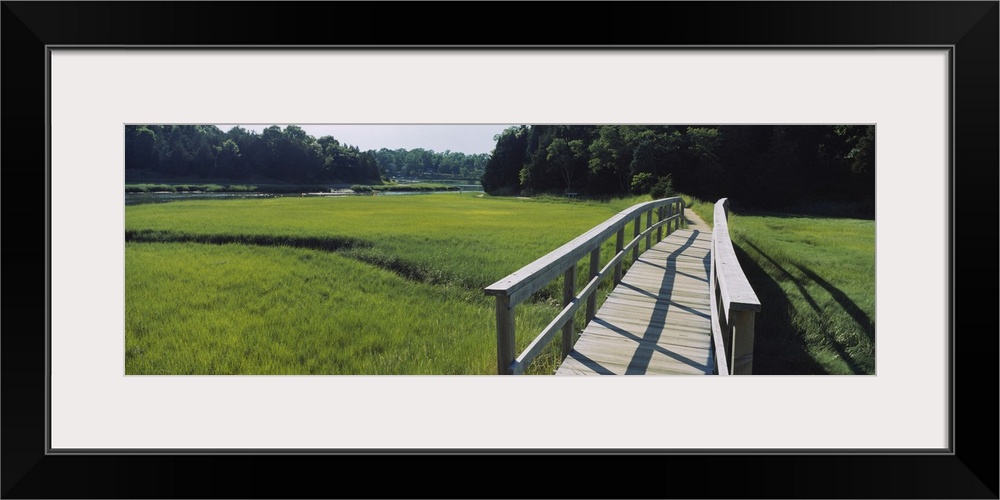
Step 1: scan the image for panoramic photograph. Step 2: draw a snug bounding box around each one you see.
[124,124,875,375]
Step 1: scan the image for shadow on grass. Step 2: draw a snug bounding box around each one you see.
[792,263,875,343]
[731,242,827,375]
[738,240,868,375]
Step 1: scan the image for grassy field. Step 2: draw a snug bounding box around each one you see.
[125,194,662,375]
[126,242,563,374]
[687,197,876,374]
[126,192,873,375]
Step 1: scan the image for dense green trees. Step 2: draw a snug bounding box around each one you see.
[480,124,876,215]
[125,125,381,183]
[125,124,492,184]
[371,148,488,180]
[481,126,529,195]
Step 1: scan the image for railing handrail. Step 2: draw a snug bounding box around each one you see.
[710,198,761,375]
[485,196,686,374]
[712,199,761,313]
[486,196,684,302]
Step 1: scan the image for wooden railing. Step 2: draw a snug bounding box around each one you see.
[484,197,686,375]
[709,198,762,375]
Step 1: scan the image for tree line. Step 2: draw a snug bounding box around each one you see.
[481,125,875,214]
[125,125,382,184]
[125,125,493,185]
[372,148,488,180]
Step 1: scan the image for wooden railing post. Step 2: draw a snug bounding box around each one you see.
[645,210,653,251]
[562,265,577,359]
[495,295,515,375]
[632,215,641,262]
[586,248,600,322]
[614,228,624,286]
[730,310,756,375]
[657,206,664,242]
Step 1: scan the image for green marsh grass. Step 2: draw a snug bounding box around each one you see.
[126,242,568,374]
[126,194,663,374]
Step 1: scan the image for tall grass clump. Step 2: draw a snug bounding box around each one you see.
[126,242,567,375]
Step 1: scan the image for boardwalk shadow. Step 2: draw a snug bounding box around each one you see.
[563,351,616,375]
[591,318,709,373]
[624,230,708,375]
[737,241,855,374]
[791,263,875,342]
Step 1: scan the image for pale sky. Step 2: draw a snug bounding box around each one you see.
[215,124,514,155]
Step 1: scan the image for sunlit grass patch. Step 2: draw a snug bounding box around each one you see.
[126,242,569,374]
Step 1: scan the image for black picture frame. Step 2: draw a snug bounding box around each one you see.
[3,2,997,498]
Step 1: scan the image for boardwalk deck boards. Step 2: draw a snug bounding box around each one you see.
[555,227,715,375]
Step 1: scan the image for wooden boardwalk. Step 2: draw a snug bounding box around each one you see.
[556,216,714,375]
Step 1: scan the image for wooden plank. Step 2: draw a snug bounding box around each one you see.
[561,346,711,375]
[629,258,710,269]
[575,329,711,352]
[650,240,710,249]
[603,296,710,314]
[606,288,706,301]
[551,362,598,376]
[611,282,710,297]
[568,358,703,376]
[627,266,710,278]
[597,294,712,318]
[557,340,715,375]
[606,284,708,298]
[600,292,711,309]
[602,292,711,313]
[586,314,712,336]
[581,320,712,343]
[560,352,712,375]
[592,308,713,329]
[572,335,712,362]
[591,318,711,336]
[556,360,698,376]
[582,319,712,339]
[614,268,710,282]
